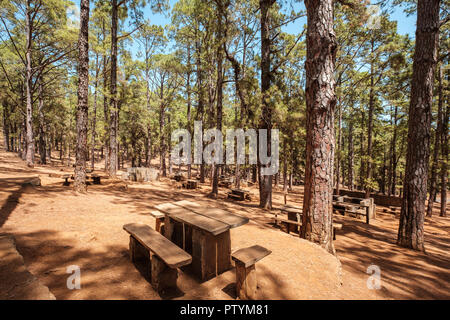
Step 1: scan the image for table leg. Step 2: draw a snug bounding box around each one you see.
[164,217,184,248]
[216,230,231,275]
[191,228,216,281]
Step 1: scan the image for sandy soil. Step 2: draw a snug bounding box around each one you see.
[0,142,449,300]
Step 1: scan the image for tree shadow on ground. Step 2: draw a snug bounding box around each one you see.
[334,214,450,299]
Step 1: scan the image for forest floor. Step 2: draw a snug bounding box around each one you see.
[0,143,449,299]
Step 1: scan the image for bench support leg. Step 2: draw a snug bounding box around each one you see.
[235,261,257,300]
[129,236,151,278]
[151,255,178,293]
[155,217,164,233]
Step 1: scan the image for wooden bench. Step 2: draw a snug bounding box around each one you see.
[274,213,342,240]
[123,223,192,293]
[218,180,232,188]
[173,174,186,182]
[149,211,165,233]
[90,173,101,185]
[232,245,272,300]
[182,179,197,189]
[62,174,71,186]
[333,223,343,240]
[227,189,251,201]
[274,217,302,235]
[333,195,375,224]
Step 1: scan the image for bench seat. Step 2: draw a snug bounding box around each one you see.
[228,192,244,201]
[123,223,192,293]
[231,245,272,300]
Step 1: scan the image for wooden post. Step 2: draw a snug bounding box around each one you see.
[129,236,136,262]
[151,255,178,293]
[191,228,216,281]
[216,230,231,274]
[155,217,164,233]
[235,261,257,300]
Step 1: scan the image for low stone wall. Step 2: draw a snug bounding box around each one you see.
[0,234,55,300]
[124,167,160,182]
[334,189,402,207]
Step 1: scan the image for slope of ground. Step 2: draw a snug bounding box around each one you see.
[0,139,448,299]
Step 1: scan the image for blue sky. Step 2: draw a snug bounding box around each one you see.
[72,0,417,55]
[140,0,416,36]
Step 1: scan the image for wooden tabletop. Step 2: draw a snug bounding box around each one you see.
[154,201,249,235]
[174,200,249,228]
[281,205,302,214]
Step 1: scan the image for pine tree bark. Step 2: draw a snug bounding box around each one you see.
[426,65,443,217]
[159,82,166,177]
[38,79,46,164]
[301,0,336,254]
[186,45,192,178]
[258,0,275,209]
[2,103,10,151]
[74,0,90,193]
[440,69,448,217]
[347,120,354,190]
[91,53,99,171]
[25,0,35,167]
[365,39,375,198]
[335,102,342,194]
[195,35,205,183]
[397,0,440,251]
[103,51,109,172]
[211,0,225,197]
[109,0,119,177]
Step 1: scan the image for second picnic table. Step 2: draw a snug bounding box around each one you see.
[154,200,249,281]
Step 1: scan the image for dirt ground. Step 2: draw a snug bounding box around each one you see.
[0,141,449,300]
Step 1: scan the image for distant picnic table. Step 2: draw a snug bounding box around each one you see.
[332,195,374,224]
[155,200,249,281]
[227,188,251,201]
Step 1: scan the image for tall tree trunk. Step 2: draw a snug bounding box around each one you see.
[392,107,399,195]
[38,79,46,164]
[397,0,440,251]
[365,39,375,198]
[195,36,205,183]
[2,103,10,151]
[91,53,99,171]
[258,0,275,209]
[159,84,166,177]
[211,0,224,197]
[186,45,192,178]
[103,53,109,172]
[440,66,448,217]
[359,109,365,190]
[335,102,342,194]
[74,0,90,193]
[145,45,152,168]
[301,0,336,254]
[347,120,354,190]
[25,0,35,167]
[109,0,118,177]
[426,65,442,217]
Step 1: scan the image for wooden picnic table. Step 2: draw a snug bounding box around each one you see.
[154,200,249,281]
[280,205,302,233]
[183,179,198,189]
[333,197,371,224]
[228,188,251,201]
